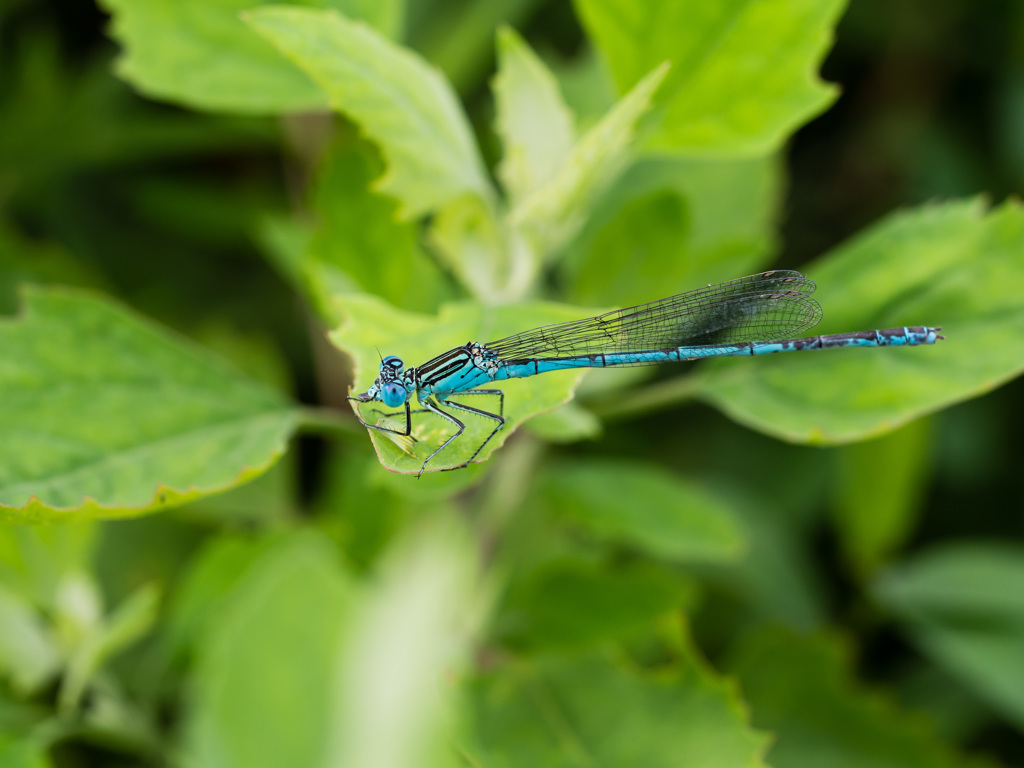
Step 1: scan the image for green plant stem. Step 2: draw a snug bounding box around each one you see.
[296,407,363,438]
[586,374,701,420]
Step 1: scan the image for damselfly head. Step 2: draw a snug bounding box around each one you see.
[351,380,408,408]
[351,356,408,408]
[381,356,404,374]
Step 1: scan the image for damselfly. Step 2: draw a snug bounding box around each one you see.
[349,270,943,475]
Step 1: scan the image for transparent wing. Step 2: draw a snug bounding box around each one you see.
[485,271,822,360]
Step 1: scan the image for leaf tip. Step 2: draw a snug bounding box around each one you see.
[495,23,522,51]
[645,65,671,105]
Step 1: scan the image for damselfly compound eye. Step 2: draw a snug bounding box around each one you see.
[381,382,406,408]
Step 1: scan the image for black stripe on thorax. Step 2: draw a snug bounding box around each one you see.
[418,350,472,386]
[420,347,468,370]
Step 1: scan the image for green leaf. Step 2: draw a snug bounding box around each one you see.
[246,6,492,218]
[0,585,60,695]
[573,190,692,299]
[0,734,51,768]
[698,486,829,630]
[0,522,96,611]
[305,135,445,318]
[92,517,206,609]
[427,193,531,302]
[469,649,769,767]
[59,582,161,711]
[546,44,617,130]
[832,418,933,578]
[536,459,744,563]
[495,559,694,651]
[330,294,593,474]
[873,543,1024,729]
[728,628,996,768]
[510,62,669,260]
[312,446,475,572]
[524,401,602,444]
[164,535,282,669]
[185,524,476,768]
[493,26,575,206]
[100,0,400,114]
[0,288,297,520]
[561,154,781,308]
[328,516,479,768]
[573,0,844,155]
[427,25,579,302]
[695,199,1024,443]
[184,532,359,768]
[313,451,412,571]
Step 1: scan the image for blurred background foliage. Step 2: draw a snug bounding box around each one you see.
[1,0,1023,766]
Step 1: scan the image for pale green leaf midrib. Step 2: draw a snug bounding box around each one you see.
[0,408,294,507]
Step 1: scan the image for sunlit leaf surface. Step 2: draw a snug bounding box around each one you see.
[101,0,400,113]
[536,458,744,562]
[246,6,492,218]
[696,200,1024,443]
[494,558,694,650]
[0,288,297,520]
[493,26,576,206]
[469,647,770,767]
[184,532,359,768]
[185,524,476,768]
[574,0,844,155]
[511,63,668,259]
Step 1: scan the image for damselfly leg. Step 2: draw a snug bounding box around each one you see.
[346,397,416,439]
[442,399,505,468]
[452,389,505,417]
[416,389,506,476]
[369,407,429,419]
[419,398,466,477]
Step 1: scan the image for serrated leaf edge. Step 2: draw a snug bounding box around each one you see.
[0,285,300,520]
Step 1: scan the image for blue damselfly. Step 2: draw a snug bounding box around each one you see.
[349,270,943,475]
